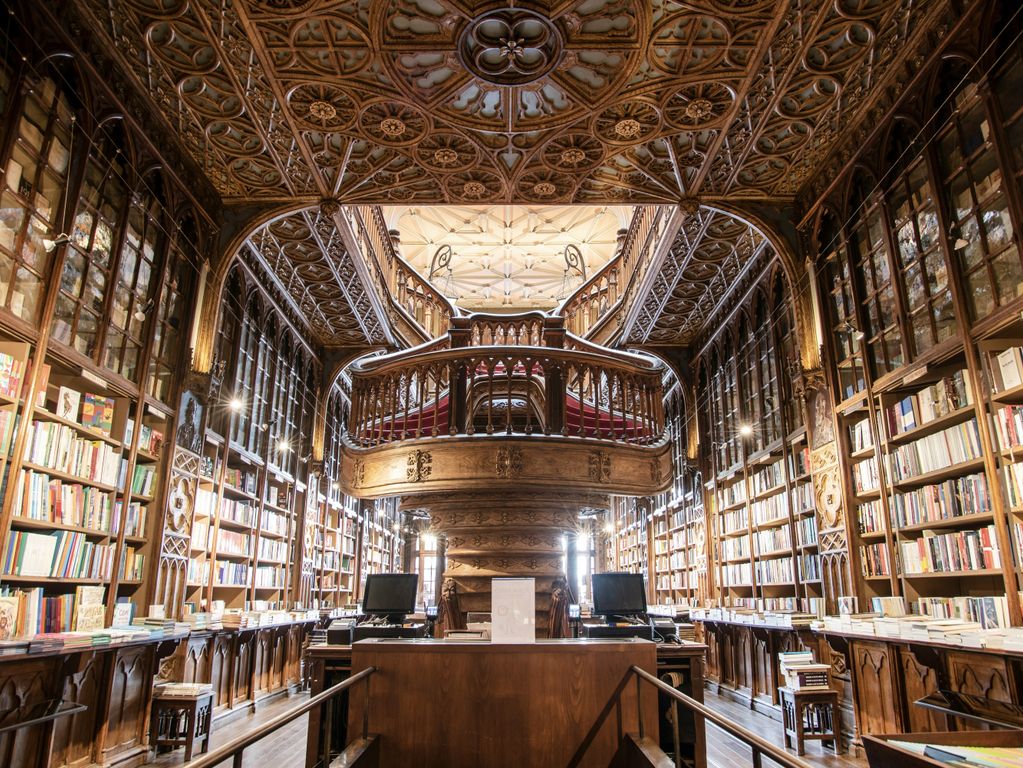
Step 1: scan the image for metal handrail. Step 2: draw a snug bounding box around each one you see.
[630,666,814,768]
[186,666,377,768]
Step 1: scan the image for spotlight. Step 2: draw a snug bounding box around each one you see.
[603,524,614,534]
[43,233,70,252]
[277,438,291,452]
[228,397,243,412]
[739,424,754,438]
[331,481,340,491]
[133,298,154,323]
[841,321,865,341]
[953,236,969,250]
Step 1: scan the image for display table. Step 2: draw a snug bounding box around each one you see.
[302,638,703,768]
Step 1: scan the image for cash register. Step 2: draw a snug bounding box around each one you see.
[348,573,426,642]
[582,572,677,642]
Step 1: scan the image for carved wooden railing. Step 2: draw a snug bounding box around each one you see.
[559,206,667,339]
[454,311,551,347]
[346,328,665,448]
[350,206,456,341]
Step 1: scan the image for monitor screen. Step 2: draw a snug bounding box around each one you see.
[362,573,418,615]
[591,573,647,615]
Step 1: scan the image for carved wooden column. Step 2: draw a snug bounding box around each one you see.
[406,490,606,637]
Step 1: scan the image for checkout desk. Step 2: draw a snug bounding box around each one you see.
[305,638,706,768]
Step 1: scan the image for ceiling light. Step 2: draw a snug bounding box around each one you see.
[603,523,614,534]
[277,438,291,452]
[331,481,340,491]
[228,397,243,412]
[739,424,754,438]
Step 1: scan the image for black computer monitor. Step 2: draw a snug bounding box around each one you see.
[362,573,418,617]
[591,573,647,617]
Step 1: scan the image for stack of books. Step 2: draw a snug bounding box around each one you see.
[778,651,830,690]
[155,682,213,698]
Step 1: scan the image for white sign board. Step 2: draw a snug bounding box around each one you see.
[491,578,535,644]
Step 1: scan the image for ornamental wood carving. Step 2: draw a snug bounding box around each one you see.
[68,0,951,206]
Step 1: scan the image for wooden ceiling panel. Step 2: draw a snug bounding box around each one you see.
[74,0,948,205]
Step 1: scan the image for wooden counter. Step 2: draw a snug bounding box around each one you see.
[305,640,707,768]
[695,617,1023,750]
[347,638,658,768]
[0,633,185,768]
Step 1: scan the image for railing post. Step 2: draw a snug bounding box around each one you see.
[233,752,244,768]
[544,361,564,435]
[636,674,644,740]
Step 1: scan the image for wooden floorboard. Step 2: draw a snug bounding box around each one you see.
[151,687,866,767]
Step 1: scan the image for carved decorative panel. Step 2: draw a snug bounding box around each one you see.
[66,0,950,205]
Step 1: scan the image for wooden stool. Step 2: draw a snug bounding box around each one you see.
[779,686,842,756]
[152,690,215,761]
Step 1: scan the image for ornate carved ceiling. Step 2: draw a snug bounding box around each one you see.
[383,205,630,311]
[245,208,390,346]
[626,208,770,346]
[74,0,946,206]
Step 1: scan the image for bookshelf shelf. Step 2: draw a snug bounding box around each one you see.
[31,407,123,447]
[10,517,115,539]
[21,463,118,493]
[890,458,986,489]
[887,405,974,445]
[895,512,996,534]
[901,569,1003,579]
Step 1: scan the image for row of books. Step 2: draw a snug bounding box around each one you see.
[992,404,1023,450]
[254,565,283,588]
[122,547,144,580]
[858,499,883,534]
[750,493,789,524]
[852,457,880,493]
[750,459,784,495]
[224,468,258,495]
[1003,462,1023,509]
[0,348,25,399]
[789,447,810,478]
[15,470,116,531]
[256,536,287,563]
[720,536,749,561]
[888,418,982,481]
[753,526,791,553]
[915,595,1010,629]
[799,553,821,581]
[126,463,157,498]
[991,345,1023,392]
[719,509,747,536]
[861,542,891,577]
[220,499,257,527]
[188,558,210,586]
[849,417,873,452]
[214,560,249,586]
[796,515,817,546]
[890,472,991,528]
[51,387,116,436]
[721,561,752,586]
[216,529,250,557]
[263,509,288,536]
[898,524,1000,573]
[3,530,116,579]
[755,556,794,584]
[720,481,745,508]
[124,418,164,455]
[28,420,120,486]
[886,369,972,436]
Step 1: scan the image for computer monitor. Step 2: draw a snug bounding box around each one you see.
[362,573,418,618]
[591,573,647,617]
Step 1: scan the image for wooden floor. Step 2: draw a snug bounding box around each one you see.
[152,688,867,768]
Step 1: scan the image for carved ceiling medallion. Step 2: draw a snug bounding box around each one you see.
[458,9,563,86]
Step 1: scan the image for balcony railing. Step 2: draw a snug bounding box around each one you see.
[559,206,667,339]
[350,206,456,341]
[346,328,665,448]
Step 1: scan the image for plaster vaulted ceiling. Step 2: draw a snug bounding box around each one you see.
[67,0,955,346]
[383,205,631,311]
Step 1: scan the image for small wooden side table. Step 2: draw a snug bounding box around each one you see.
[151,690,215,761]
[779,686,843,756]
